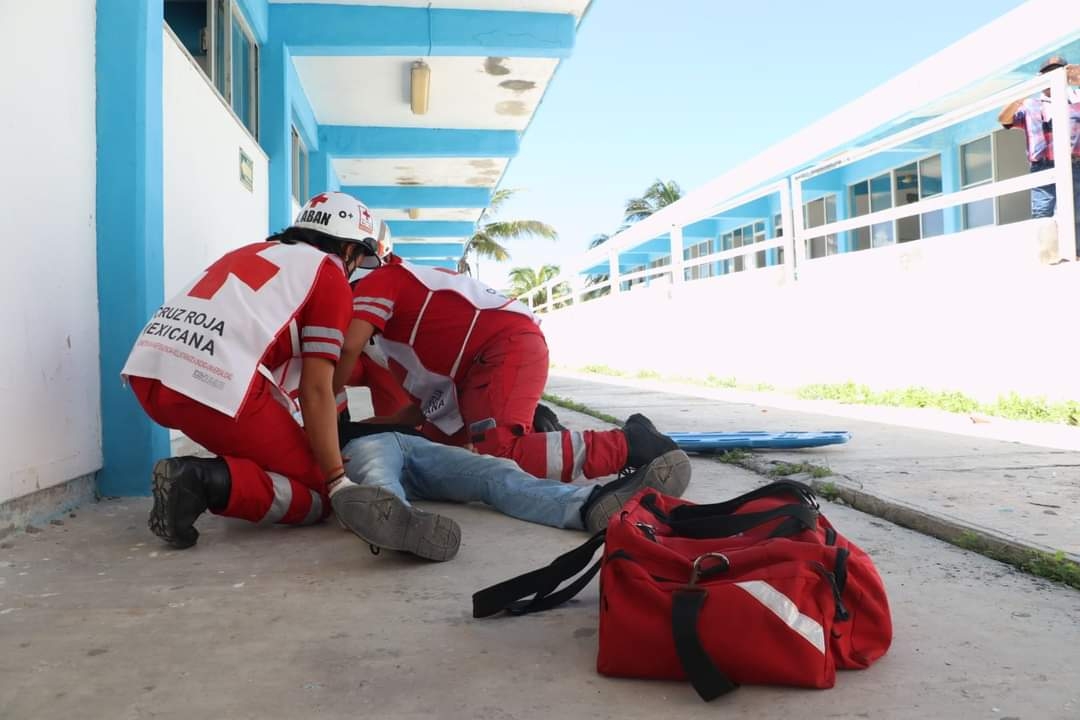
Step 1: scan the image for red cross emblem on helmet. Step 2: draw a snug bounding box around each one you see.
[358,206,374,234]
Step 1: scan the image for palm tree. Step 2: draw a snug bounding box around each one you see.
[507,264,566,308]
[584,233,613,300]
[623,179,683,224]
[457,188,558,278]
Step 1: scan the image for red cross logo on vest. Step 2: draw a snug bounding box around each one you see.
[188,245,281,300]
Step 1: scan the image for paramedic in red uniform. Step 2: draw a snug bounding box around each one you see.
[336,261,677,483]
[123,191,390,549]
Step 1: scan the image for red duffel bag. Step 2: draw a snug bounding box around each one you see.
[473,480,892,701]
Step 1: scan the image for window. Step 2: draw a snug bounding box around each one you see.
[803,196,837,259]
[773,213,785,265]
[961,136,995,229]
[291,128,309,204]
[684,239,713,280]
[718,221,767,273]
[164,0,259,136]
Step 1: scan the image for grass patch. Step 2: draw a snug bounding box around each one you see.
[714,448,750,464]
[816,481,840,501]
[796,382,1080,426]
[951,531,1080,590]
[769,461,833,479]
[581,364,626,377]
[635,369,662,380]
[541,393,623,426]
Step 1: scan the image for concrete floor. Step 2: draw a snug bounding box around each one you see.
[2,407,1080,719]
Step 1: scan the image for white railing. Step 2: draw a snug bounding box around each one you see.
[519,65,1076,314]
[792,66,1076,265]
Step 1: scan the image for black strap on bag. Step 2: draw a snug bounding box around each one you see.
[640,493,819,539]
[665,479,818,519]
[472,531,606,618]
[672,589,739,701]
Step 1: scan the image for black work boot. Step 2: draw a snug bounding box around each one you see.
[622,413,678,470]
[149,457,231,550]
[533,403,568,433]
[581,449,692,533]
[330,483,461,562]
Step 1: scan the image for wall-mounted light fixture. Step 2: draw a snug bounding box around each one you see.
[407,208,421,220]
[411,61,431,115]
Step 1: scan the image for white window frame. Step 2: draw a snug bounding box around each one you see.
[959,133,996,229]
[206,0,259,137]
[291,127,309,204]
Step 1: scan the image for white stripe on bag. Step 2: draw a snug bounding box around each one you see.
[545,432,564,481]
[735,580,826,655]
[260,473,293,525]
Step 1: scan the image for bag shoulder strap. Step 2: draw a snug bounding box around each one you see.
[672,589,739,701]
[641,493,819,539]
[472,531,606,618]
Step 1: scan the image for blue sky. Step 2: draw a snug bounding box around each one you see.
[478,0,1025,289]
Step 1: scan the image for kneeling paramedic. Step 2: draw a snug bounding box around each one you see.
[123,192,390,548]
[339,261,677,482]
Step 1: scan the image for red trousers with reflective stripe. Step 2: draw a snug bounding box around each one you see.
[422,330,629,482]
[129,376,329,525]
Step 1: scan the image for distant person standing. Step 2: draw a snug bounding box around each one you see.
[998,55,1080,261]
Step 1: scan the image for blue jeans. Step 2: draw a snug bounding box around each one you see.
[1031,159,1080,257]
[342,433,593,530]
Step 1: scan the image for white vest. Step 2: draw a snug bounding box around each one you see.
[122,242,335,418]
[380,262,539,435]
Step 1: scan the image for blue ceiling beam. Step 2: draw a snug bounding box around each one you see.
[393,243,466,257]
[387,220,475,237]
[407,258,459,269]
[270,5,575,58]
[320,126,519,159]
[343,186,492,209]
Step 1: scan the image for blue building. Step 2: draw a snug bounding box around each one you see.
[0,0,590,528]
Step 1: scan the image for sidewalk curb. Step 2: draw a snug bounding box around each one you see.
[732,454,1080,572]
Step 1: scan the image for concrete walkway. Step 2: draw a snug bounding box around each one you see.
[3,392,1080,718]
[547,374,1080,564]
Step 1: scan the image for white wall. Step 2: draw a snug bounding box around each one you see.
[544,220,1080,402]
[0,2,102,506]
[163,28,269,297]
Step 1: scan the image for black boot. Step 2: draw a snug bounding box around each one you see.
[148,457,231,549]
[533,403,568,433]
[622,413,678,470]
[580,449,692,533]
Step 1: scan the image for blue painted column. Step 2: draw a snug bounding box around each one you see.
[261,40,294,233]
[95,0,170,496]
[308,151,340,197]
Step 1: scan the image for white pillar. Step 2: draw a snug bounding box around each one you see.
[609,252,621,295]
[1050,66,1076,262]
[669,224,685,287]
[789,177,808,280]
[779,181,796,283]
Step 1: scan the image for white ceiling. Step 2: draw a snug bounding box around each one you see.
[333,156,509,188]
[378,208,484,221]
[269,0,591,21]
[294,55,558,130]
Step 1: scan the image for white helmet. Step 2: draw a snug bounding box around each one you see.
[293,192,389,263]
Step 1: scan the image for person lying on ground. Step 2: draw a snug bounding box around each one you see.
[329,422,692,561]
